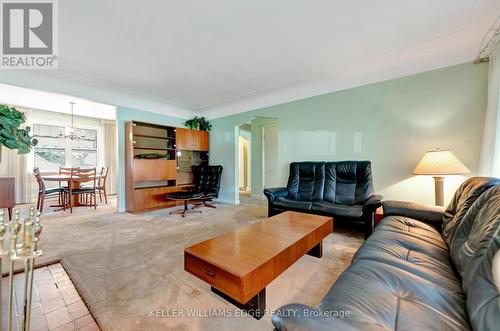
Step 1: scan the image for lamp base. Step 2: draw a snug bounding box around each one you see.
[433,176,444,206]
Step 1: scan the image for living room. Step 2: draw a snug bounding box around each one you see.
[0,1,499,331]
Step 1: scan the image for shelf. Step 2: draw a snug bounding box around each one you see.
[133,134,171,140]
[133,147,169,151]
[134,180,176,189]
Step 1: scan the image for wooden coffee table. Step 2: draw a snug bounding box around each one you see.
[184,211,333,319]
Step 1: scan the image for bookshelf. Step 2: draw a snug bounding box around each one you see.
[125,121,209,213]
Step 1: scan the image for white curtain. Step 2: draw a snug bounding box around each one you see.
[0,106,35,203]
[101,120,117,195]
[479,40,500,177]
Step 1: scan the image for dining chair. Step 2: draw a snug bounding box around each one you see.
[33,167,66,213]
[97,167,109,204]
[59,167,79,205]
[65,168,97,213]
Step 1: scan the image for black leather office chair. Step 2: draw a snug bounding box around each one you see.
[191,165,223,209]
[165,165,223,216]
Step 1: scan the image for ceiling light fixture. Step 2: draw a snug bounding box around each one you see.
[58,102,85,141]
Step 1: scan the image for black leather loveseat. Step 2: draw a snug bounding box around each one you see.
[272,177,500,331]
[264,161,382,237]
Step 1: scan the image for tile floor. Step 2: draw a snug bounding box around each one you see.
[2,263,100,331]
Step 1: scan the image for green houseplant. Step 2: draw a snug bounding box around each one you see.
[0,104,38,157]
[184,116,212,131]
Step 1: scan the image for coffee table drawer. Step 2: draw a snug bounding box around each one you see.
[185,252,243,302]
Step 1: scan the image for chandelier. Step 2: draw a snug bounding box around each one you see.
[59,102,85,141]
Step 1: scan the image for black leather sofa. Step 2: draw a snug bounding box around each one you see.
[272,177,500,331]
[264,161,382,238]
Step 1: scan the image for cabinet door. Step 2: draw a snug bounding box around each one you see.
[133,159,158,181]
[177,128,208,151]
[176,128,192,150]
[157,160,177,180]
[197,131,209,151]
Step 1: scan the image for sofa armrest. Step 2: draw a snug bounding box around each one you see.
[361,195,383,238]
[263,187,288,202]
[383,200,445,224]
[363,194,383,213]
[272,304,358,331]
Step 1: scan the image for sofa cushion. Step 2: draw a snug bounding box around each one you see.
[463,233,500,331]
[324,161,374,205]
[375,215,443,242]
[317,259,470,331]
[311,202,364,218]
[441,177,500,246]
[354,218,461,289]
[453,185,500,331]
[286,162,325,201]
[450,185,500,277]
[273,197,312,211]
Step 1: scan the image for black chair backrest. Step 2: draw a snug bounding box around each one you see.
[192,165,223,197]
[325,161,374,205]
[286,162,325,202]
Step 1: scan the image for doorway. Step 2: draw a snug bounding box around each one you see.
[263,124,279,190]
[238,123,251,199]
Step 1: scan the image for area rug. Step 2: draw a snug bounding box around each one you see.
[5,197,364,330]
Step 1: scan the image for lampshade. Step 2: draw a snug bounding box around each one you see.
[412,150,470,175]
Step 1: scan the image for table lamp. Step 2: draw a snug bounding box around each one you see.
[412,149,470,206]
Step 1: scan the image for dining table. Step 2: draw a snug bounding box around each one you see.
[42,174,105,207]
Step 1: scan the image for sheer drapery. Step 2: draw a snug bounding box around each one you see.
[479,40,500,177]
[101,120,117,195]
[0,106,35,203]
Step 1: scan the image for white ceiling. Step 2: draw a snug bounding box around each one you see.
[2,1,499,119]
[0,84,116,120]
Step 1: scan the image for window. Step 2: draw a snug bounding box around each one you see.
[33,124,98,171]
[33,124,66,171]
[71,128,98,167]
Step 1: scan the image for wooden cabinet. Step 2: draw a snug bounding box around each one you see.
[133,159,177,182]
[0,177,15,220]
[125,121,209,213]
[157,160,177,180]
[196,130,209,151]
[176,128,209,151]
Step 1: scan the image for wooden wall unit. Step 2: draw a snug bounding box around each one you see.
[176,128,209,151]
[125,121,209,213]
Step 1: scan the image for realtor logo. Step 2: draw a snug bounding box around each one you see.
[1,0,58,69]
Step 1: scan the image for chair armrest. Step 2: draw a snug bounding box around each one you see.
[363,194,383,213]
[263,187,288,202]
[383,200,445,224]
[272,304,358,331]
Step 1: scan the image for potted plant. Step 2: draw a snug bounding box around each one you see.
[0,104,38,160]
[184,116,212,131]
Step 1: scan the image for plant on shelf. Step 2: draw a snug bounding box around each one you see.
[0,105,38,157]
[184,116,212,131]
[135,153,171,159]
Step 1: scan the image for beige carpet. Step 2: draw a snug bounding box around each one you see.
[4,196,364,331]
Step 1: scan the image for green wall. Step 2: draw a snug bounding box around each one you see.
[210,63,488,205]
[116,106,185,211]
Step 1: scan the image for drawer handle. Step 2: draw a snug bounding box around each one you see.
[204,269,215,277]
